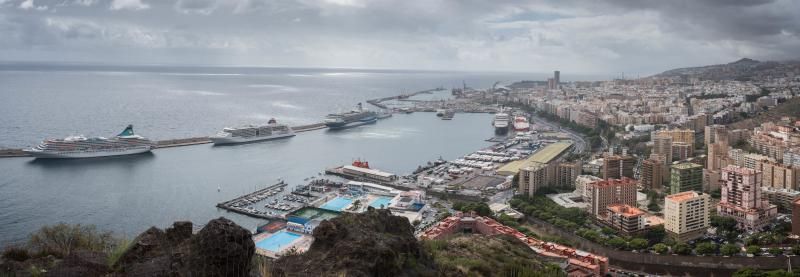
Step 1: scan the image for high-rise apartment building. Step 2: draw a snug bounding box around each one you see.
[518,162,548,196]
[655,129,695,150]
[669,163,703,194]
[554,70,560,89]
[602,155,635,180]
[641,158,664,191]
[588,178,638,217]
[664,191,710,242]
[652,135,673,163]
[717,165,777,231]
[757,160,798,190]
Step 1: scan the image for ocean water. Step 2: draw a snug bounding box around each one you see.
[0,63,574,246]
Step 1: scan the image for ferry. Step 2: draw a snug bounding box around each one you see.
[24,125,155,159]
[493,113,510,135]
[324,103,377,130]
[513,116,530,131]
[441,110,455,120]
[435,109,446,117]
[210,118,295,145]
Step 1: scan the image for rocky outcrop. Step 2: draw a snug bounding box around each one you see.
[273,207,436,277]
[116,217,254,277]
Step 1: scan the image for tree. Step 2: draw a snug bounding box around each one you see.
[746,245,761,256]
[673,243,692,255]
[720,243,740,256]
[652,243,668,254]
[628,238,648,250]
[643,225,667,245]
[647,201,661,212]
[791,245,800,256]
[694,242,718,256]
[768,247,783,256]
[607,237,627,249]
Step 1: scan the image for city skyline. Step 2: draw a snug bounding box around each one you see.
[1,0,799,74]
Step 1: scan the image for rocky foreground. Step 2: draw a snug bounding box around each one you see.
[2,208,560,276]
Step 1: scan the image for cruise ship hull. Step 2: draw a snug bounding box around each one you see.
[211,133,296,145]
[494,126,509,135]
[325,117,377,130]
[24,147,153,159]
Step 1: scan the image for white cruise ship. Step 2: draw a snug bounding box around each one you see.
[211,119,295,145]
[493,113,510,134]
[25,125,155,159]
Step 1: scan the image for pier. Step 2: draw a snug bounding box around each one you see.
[216,182,293,220]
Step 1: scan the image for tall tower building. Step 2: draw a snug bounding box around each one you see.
[717,165,777,231]
[554,70,560,89]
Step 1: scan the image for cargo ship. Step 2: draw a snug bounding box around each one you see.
[324,103,377,130]
[210,118,295,145]
[24,125,155,159]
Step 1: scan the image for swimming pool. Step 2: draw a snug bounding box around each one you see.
[320,197,353,211]
[255,230,302,252]
[369,196,393,209]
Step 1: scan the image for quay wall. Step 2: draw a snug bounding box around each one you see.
[0,122,329,158]
[525,216,798,276]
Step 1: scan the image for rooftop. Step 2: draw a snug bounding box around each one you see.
[606,204,644,217]
[671,162,703,170]
[665,191,705,202]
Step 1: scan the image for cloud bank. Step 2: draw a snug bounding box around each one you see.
[0,0,798,74]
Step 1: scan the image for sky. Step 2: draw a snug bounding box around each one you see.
[0,0,798,75]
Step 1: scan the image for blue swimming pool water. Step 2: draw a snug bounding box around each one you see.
[369,197,393,209]
[255,230,302,252]
[320,197,353,211]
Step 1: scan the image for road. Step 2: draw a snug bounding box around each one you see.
[530,115,589,155]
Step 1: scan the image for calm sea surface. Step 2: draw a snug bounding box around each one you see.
[0,64,596,245]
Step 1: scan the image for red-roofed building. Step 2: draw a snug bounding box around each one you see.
[419,212,609,276]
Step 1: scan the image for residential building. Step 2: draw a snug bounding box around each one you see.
[655,129,695,150]
[519,162,548,196]
[761,187,800,213]
[717,165,778,231]
[705,125,727,147]
[652,135,674,163]
[575,175,602,202]
[758,160,798,190]
[670,163,703,194]
[664,191,710,242]
[588,177,638,217]
[672,142,693,161]
[602,155,635,179]
[604,204,647,234]
[551,161,582,189]
[743,153,772,170]
[641,159,664,191]
[793,199,800,236]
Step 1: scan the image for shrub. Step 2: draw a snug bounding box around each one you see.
[746,245,761,256]
[2,246,30,262]
[28,223,115,257]
[628,238,648,250]
[694,242,718,256]
[673,243,692,255]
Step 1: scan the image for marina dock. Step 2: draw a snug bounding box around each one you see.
[216,182,294,220]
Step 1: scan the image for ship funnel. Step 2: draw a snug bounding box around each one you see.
[118,124,135,136]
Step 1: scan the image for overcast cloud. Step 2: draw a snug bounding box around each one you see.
[0,0,798,74]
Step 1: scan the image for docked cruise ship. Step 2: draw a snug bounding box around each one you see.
[513,116,530,131]
[210,118,295,145]
[493,113,510,134]
[324,103,377,130]
[25,125,155,159]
